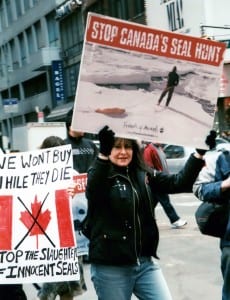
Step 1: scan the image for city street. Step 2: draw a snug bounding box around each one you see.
[1,2,229,299]
[24,193,222,300]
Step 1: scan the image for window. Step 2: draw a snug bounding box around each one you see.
[34,20,44,49]
[0,50,5,77]
[6,0,13,24]
[109,0,128,19]
[1,44,11,73]
[126,0,145,20]
[61,10,84,56]
[23,73,48,98]
[0,84,19,100]
[65,63,80,100]
[11,84,20,100]
[26,27,35,54]
[1,89,9,99]
[108,0,144,20]
[32,0,40,6]
[46,12,59,47]
[15,0,23,17]
[24,0,30,11]
[0,1,7,29]
[18,33,26,64]
[10,39,19,70]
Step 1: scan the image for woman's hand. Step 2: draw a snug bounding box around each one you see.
[98,125,115,157]
[195,130,217,157]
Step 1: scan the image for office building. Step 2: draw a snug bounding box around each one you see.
[0,0,145,150]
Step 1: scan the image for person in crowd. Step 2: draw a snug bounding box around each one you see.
[84,125,215,300]
[0,284,27,300]
[64,108,98,174]
[193,137,230,300]
[37,136,87,300]
[65,108,98,263]
[158,66,179,107]
[143,142,187,228]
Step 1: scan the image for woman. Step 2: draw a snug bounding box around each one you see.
[85,126,210,300]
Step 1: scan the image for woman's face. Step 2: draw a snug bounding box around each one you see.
[109,138,133,167]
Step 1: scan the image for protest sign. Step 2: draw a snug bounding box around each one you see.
[0,145,80,283]
[72,13,226,148]
[72,173,89,256]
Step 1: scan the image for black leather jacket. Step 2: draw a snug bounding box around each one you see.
[85,155,204,265]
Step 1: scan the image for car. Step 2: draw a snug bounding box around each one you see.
[163,144,195,174]
[215,137,229,146]
[163,137,230,174]
[215,137,230,151]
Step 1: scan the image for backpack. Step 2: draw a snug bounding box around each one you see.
[195,149,230,238]
[195,201,229,238]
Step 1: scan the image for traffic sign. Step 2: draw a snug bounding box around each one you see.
[3,98,19,113]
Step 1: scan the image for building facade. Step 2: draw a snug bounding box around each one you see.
[1,0,229,151]
[145,0,230,138]
[0,0,145,150]
[47,0,145,121]
[0,0,67,149]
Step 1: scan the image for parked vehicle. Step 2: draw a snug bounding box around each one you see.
[12,122,67,152]
[215,137,230,151]
[163,144,194,174]
[163,137,230,174]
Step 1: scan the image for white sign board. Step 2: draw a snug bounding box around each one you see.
[72,13,226,148]
[0,145,80,283]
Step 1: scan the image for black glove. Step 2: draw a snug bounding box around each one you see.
[98,125,115,156]
[196,130,217,155]
[205,130,217,149]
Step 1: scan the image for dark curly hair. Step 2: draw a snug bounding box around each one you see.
[40,136,65,149]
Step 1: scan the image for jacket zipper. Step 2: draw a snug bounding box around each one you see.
[125,168,142,265]
[111,172,150,265]
[145,178,155,220]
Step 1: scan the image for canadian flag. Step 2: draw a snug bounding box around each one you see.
[0,189,75,250]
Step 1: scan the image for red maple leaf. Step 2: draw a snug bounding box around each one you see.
[20,195,51,248]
